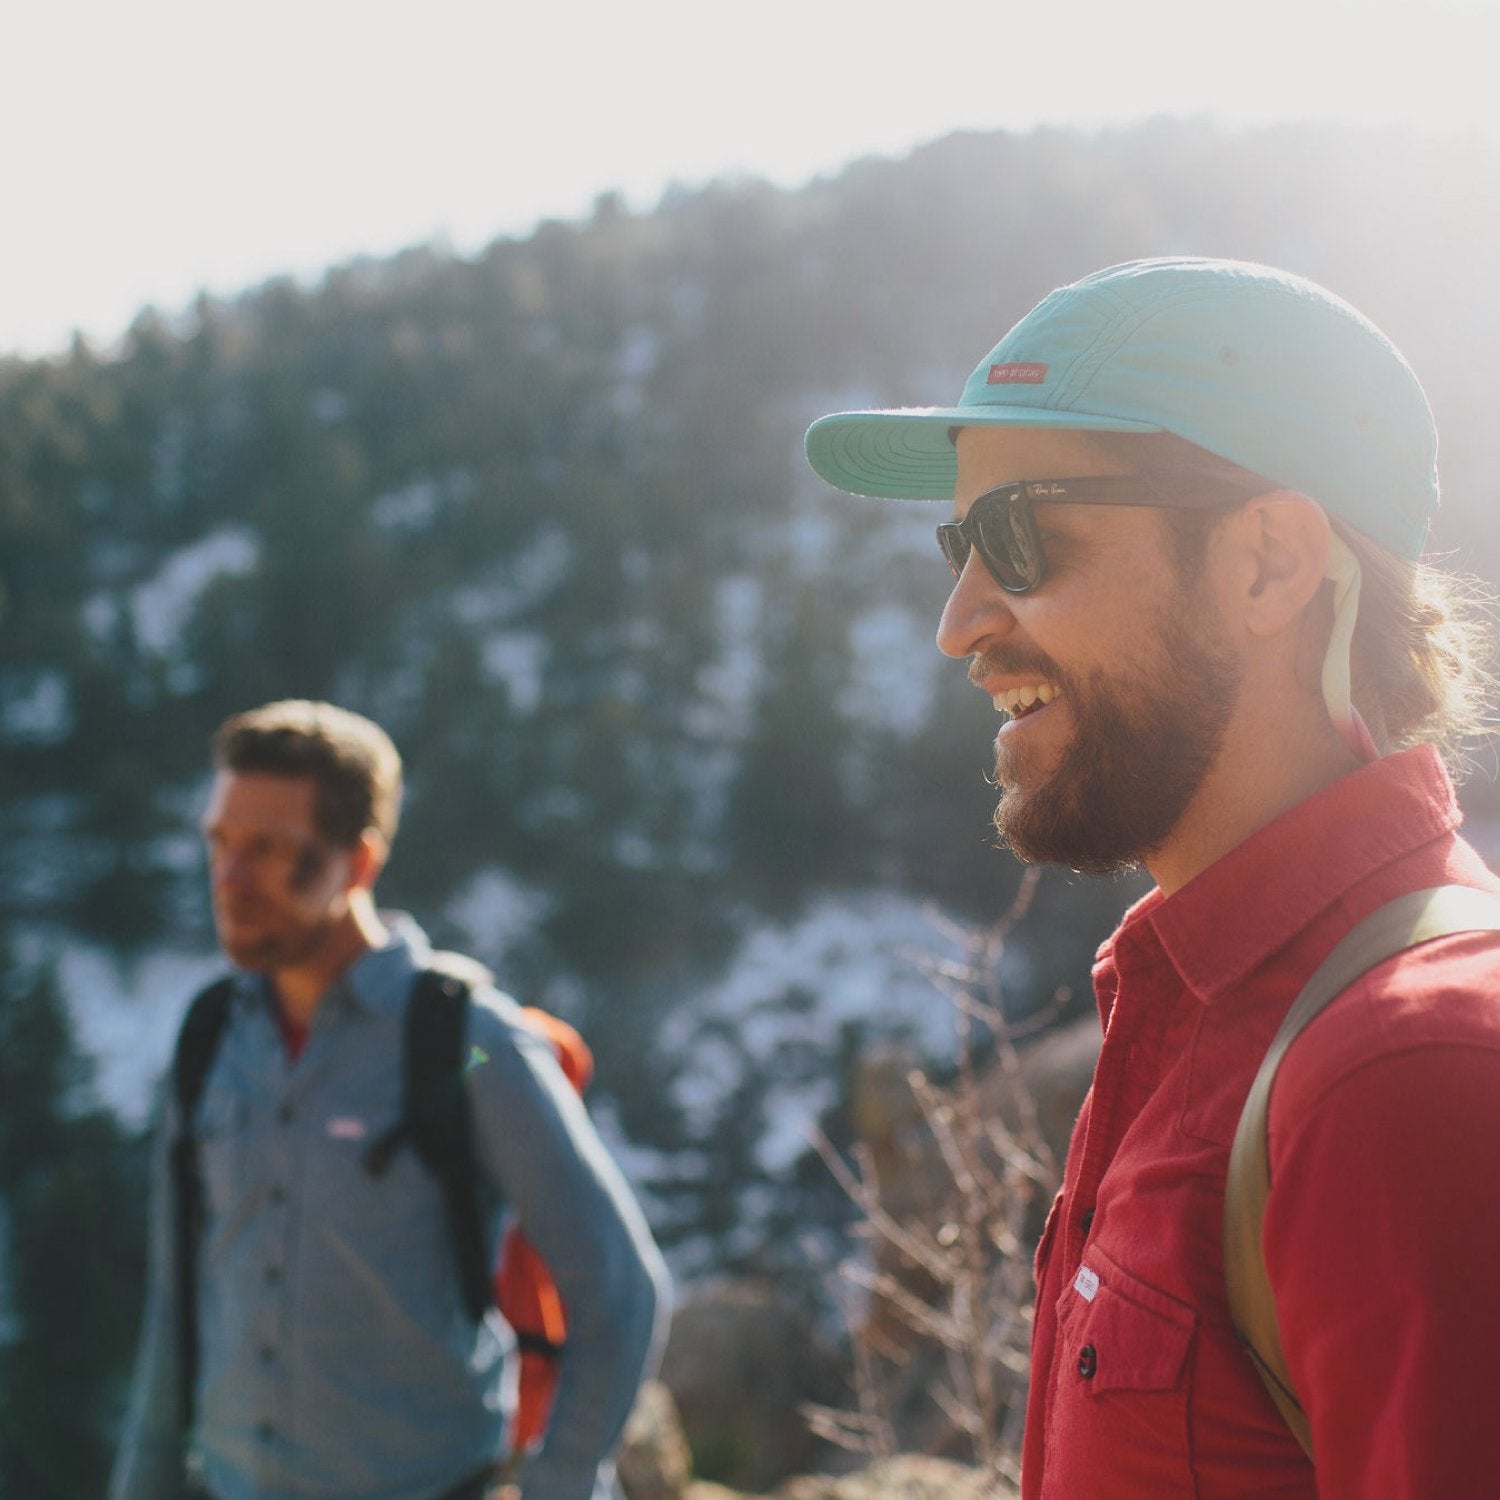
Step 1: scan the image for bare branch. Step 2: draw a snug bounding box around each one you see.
[804,871,1065,1476]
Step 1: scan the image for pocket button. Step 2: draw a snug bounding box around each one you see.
[1078,1344,1098,1380]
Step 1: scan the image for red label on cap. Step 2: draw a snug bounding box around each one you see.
[988,363,1048,384]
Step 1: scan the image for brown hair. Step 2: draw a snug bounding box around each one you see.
[1087,433,1497,771]
[1334,522,1496,767]
[212,699,404,847]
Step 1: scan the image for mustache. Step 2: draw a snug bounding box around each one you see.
[968,646,1065,687]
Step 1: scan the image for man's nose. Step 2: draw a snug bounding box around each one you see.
[211,849,257,891]
[936,553,1018,660]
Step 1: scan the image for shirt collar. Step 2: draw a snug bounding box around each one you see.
[337,911,432,1015]
[1100,745,1461,1007]
[228,912,431,1021]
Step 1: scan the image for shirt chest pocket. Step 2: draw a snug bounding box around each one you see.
[193,1093,253,1216]
[1046,1246,1198,1495]
[1065,1258,1195,1392]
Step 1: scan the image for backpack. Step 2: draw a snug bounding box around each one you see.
[169,964,589,1449]
[1223,883,1500,1457]
[494,1007,594,1454]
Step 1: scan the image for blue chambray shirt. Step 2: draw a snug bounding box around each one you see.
[111,915,670,1500]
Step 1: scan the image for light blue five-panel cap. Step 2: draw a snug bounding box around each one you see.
[804,257,1439,561]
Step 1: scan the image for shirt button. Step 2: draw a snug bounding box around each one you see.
[269,1184,287,1204]
[277,1103,295,1125]
[256,1421,275,1443]
[1080,1208,1095,1233]
[1078,1344,1098,1380]
[259,1344,277,1364]
[265,1264,283,1286]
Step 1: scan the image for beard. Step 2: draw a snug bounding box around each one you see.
[214,901,340,973]
[988,591,1239,876]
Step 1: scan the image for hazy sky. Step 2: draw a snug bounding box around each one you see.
[6,0,1500,358]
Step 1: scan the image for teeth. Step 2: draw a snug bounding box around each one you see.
[991,682,1058,718]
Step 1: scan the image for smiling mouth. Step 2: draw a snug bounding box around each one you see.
[992,682,1059,723]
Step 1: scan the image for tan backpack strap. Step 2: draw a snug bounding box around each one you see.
[1223,884,1500,1459]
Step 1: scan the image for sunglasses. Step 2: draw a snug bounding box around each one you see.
[937,475,1237,594]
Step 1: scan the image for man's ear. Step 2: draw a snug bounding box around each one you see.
[1219,490,1331,638]
[347,829,388,892]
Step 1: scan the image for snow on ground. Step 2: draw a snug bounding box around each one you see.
[478,630,549,714]
[441,868,555,966]
[23,928,225,1129]
[840,603,940,738]
[450,527,574,626]
[688,573,766,739]
[0,668,74,745]
[664,889,1022,1173]
[128,527,260,657]
[369,470,479,532]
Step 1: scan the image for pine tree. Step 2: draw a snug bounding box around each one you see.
[0,939,148,1500]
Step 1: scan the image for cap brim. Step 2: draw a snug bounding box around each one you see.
[805,407,1164,500]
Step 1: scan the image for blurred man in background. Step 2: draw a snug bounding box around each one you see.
[807,258,1500,1496]
[112,699,669,1500]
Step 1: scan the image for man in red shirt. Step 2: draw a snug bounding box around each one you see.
[804,258,1500,1497]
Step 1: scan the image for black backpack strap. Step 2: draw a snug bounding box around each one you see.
[169,975,238,1432]
[365,967,491,1322]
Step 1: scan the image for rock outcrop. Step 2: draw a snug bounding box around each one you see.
[619,1382,1014,1499]
[655,1280,845,1492]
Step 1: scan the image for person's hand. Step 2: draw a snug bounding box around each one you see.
[485,1452,522,1499]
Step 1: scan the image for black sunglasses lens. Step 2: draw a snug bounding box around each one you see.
[971,494,1042,592]
[938,491,1045,592]
[936,524,969,577]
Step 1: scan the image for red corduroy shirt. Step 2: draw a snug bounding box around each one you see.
[1022,745,1500,1499]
